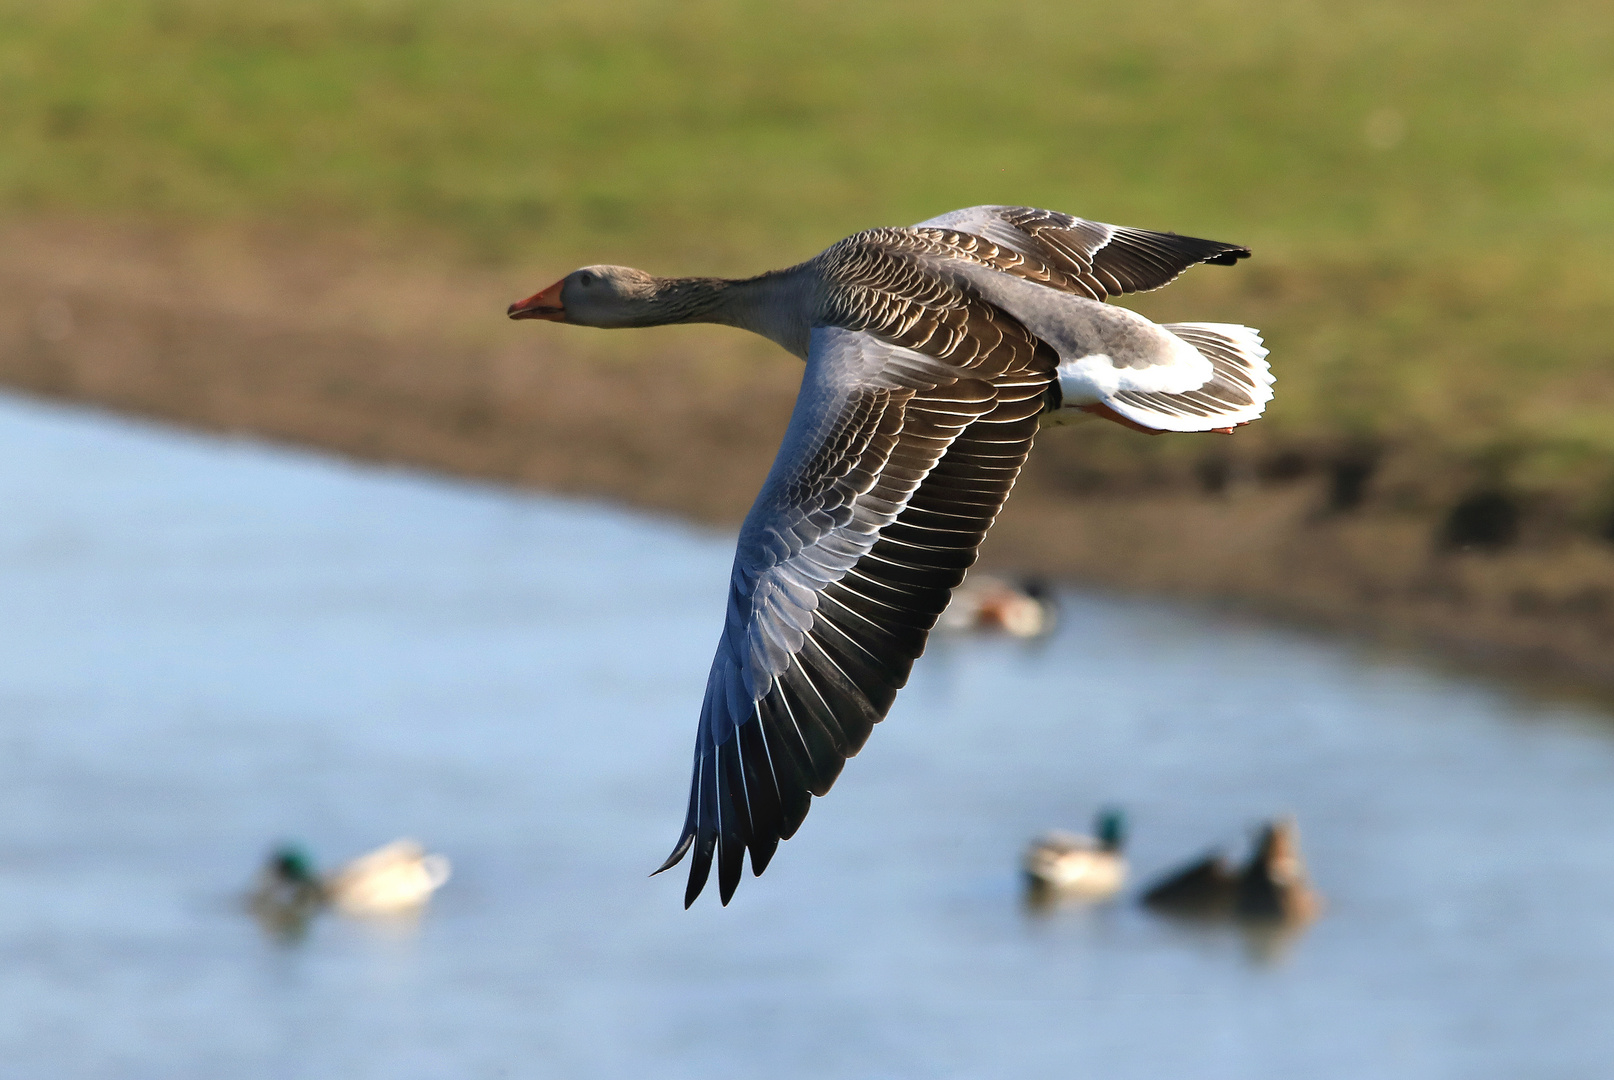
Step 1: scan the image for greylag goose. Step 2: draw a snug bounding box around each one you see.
[509,205,1273,906]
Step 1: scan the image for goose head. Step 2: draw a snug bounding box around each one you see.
[508,265,665,327]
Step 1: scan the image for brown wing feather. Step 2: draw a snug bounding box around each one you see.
[685,365,1051,906]
[664,235,1061,905]
[878,207,1251,302]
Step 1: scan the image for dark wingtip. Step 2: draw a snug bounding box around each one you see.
[749,836,780,877]
[717,836,745,905]
[1206,246,1252,266]
[651,833,694,877]
[682,834,715,908]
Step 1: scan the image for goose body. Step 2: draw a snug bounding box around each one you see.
[510,206,1273,906]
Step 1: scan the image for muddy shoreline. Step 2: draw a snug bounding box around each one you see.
[5,219,1612,697]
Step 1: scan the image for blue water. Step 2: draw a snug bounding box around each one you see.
[1,393,1611,1079]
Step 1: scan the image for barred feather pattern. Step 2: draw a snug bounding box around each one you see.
[645,206,1257,906]
[656,234,1059,906]
[911,205,1251,301]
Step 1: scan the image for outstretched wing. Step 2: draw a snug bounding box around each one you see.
[914,205,1249,301]
[656,326,1050,906]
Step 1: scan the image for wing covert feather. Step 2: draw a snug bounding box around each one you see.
[914,205,1250,301]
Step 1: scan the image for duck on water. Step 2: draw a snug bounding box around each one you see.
[248,839,452,936]
[1023,808,1129,904]
[1141,817,1324,925]
[509,206,1274,907]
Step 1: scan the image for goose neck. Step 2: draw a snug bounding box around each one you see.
[654,267,809,356]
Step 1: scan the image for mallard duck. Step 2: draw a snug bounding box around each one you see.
[510,205,1272,906]
[938,575,1057,638]
[1139,849,1238,916]
[246,844,324,939]
[1141,816,1322,924]
[1235,817,1323,923]
[323,838,452,916]
[1023,808,1127,901]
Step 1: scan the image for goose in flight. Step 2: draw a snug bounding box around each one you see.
[509,205,1273,906]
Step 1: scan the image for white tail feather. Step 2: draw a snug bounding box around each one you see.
[1098,323,1273,432]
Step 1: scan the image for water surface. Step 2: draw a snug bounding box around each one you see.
[0,394,1610,1079]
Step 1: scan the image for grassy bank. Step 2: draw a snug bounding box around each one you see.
[6,217,1614,693]
[2,0,1613,519]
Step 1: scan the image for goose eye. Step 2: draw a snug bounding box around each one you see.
[578,271,595,287]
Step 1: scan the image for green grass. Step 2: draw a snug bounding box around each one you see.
[3,0,1613,501]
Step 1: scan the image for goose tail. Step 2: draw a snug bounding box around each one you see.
[1094,323,1273,434]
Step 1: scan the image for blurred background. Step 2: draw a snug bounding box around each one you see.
[1,1,1612,1076]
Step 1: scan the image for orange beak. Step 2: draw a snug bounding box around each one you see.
[508,279,567,321]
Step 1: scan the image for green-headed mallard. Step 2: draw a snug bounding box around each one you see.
[1023,807,1127,901]
[247,843,323,939]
